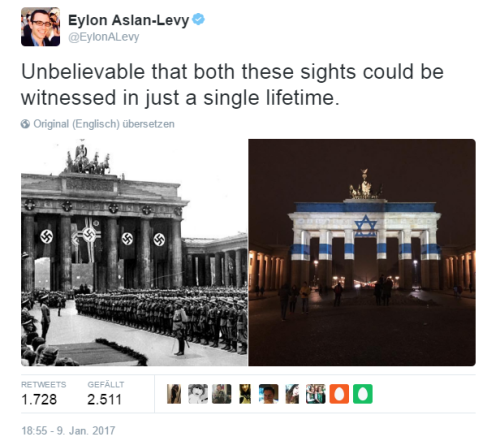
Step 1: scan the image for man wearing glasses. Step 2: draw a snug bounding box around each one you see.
[21,9,57,46]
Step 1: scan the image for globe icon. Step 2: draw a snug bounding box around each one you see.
[21,119,30,129]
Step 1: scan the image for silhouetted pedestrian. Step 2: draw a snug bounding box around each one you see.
[382,277,393,306]
[333,282,343,306]
[300,282,310,313]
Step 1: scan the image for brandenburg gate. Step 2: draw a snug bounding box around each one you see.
[21,146,188,292]
[289,170,441,290]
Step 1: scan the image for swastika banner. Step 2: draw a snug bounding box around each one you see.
[36,215,58,258]
[75,216,104,264]
[119,218,137,260]
[151,219,169,261]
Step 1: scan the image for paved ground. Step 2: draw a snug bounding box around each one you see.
[249,288,475,366]
[29,301,246,367]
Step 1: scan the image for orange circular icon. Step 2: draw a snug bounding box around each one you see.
[329,384,349,404]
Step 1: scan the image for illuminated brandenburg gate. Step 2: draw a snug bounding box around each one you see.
[289,171,441,290]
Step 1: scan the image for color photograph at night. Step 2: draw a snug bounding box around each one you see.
[249,140,475,366]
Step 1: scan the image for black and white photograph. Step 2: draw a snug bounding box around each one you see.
[21,138,248,367]
[188,384,209,404]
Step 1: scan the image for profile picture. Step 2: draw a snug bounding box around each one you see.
[21,7,60,46]
[306,384,326,404]
[239,384,251,404]
[188,384,209,404]
[167,384,181,404]
[212,384,232,404]
[285,384,300,404]
[259,384,279,404]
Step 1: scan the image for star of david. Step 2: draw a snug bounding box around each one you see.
[354,215,377,237]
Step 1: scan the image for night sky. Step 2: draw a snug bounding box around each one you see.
[249,140,475,280]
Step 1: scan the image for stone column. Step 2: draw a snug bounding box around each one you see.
[204,254,211,286]
[249,251,258,291]
[444,258,451,289]
[21,214,36,293]
[377,228,387,280]
[257,253,265,289]
[106,218,118,290]
[291,229,310,287]
[214,252,223,286]
[319,229,332,290]
[138,219,151,289]
[464,253,471,289]
[274,258,279,289]
[428,228,440,290]
[344,229,354,290]
[471,251,476,289]
[265,256,273,289]
[458,255,464,288]
[420,230,430,289]
[452,256,458,286]
[166,220,173,289]
[197,255,205,286]
[224,251,231,286]
[186,255,194,286]
[270,257,276,290]
[235,249,243,288]
[59,215,73,292]
[282,258,287,287]
[171,219,183,288]
[398,229,413,290]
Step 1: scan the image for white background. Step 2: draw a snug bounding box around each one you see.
[7,0,498,439]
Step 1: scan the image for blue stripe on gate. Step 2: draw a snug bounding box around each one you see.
[291,244,310,255]
[344,243,354,254]
[319,244,332,255]
[399,243,411,254]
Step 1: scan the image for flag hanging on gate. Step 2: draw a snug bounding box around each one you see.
[75,216,104,264]
[36,214,58,258]
[151,219,169,261]
[119,218,137,260]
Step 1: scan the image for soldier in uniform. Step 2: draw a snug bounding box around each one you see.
[198,297,208,346]
[208,298,218,348]
[172,300,188,356]
[236,300,248,355]
[220,298,229,350]
[167,298,174,336]
[225,298,237,353]
[184,299,192,341]
[40,294,51,341]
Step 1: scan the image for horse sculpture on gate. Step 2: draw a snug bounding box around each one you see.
[64,144,111,175]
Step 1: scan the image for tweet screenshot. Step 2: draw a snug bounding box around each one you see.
[11,0,495,439]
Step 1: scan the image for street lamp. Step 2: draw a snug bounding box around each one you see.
[413,260,418,289]
[395,276,399,289]
[313,260,319,286]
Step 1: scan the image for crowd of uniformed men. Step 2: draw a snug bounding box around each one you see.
[75,288,248,356]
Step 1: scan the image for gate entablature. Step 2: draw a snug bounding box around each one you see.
[288,170,441,291]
